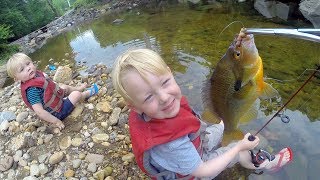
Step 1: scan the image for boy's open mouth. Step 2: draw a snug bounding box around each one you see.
[162,99,175,112]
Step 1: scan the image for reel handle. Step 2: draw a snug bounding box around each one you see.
[248,135,256,141]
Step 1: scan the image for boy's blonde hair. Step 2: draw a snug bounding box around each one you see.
[6,53,32,78]
[112,48,170,102]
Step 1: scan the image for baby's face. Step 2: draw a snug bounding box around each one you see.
[14,60,36,82]
[122,70,182,120]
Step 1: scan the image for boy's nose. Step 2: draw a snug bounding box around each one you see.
[158,91,169,104]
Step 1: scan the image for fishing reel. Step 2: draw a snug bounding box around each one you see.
[249,149,275,167]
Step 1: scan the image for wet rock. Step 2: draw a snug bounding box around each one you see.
[112,19,124,24]
[0,156,13,172]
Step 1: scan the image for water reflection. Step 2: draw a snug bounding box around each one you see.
[29,3,320,179]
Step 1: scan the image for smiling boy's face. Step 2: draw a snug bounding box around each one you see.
[14,59,36,82]
[122,69,182,120]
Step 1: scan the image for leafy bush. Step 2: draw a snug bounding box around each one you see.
[0,24,18,65]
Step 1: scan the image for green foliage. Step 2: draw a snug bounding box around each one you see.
[73,0,99,8]
[1,9,30,38]
[25,0,56,29]
[0,24,13,44]
[0,44,19,65]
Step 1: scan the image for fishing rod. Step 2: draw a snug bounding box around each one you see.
[248,65,320,141]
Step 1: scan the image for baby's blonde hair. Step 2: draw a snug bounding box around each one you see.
[112,48,170,102]
[6,53,32,78]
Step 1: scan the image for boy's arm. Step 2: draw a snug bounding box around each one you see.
[32,103,65,130]
[191,133,259,177]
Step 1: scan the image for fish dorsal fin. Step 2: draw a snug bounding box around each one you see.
[239,99,260,124]
[260,82,279,100]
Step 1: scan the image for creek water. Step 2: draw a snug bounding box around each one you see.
[30,2,319,179]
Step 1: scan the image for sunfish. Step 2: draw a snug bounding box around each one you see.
[202,31,278,131]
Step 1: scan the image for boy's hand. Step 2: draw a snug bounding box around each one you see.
[54,120,65,130]
[237,133,259,151]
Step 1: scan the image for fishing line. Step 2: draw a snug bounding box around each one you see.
[218,21,244,38]
[248,65,320,141]
[264,68,320,82]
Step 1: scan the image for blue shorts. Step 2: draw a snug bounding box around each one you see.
[52,98,75,120]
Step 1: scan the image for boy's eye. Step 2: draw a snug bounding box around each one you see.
[162,78,170,86]
[26,62,30,65]
[20,67,24,72]
[144,95,153,102]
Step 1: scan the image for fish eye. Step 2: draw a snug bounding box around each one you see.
[234,51,241,60]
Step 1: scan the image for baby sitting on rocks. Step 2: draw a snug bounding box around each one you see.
[6,53,98,129]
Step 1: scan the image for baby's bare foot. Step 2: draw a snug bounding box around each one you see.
[265,147,293,172]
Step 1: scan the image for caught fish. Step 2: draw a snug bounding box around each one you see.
[202,30,278,131]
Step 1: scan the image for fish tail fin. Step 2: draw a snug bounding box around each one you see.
[260,82,279,100]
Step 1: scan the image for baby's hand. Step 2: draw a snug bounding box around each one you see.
[237,133,259,151]
[54,120,65,130]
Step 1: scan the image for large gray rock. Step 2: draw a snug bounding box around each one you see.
[53,66,72,84]
[300,0,320,28]
[254,0,290,20]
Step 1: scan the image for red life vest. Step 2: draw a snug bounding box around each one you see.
[20,70,66,113]
[129,96,203,179]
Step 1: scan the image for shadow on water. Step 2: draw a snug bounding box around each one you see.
[28,1,319,179]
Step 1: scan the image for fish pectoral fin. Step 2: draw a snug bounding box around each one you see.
[239,100,260,124]
[259,82,279,100]
[201,108,222,124]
